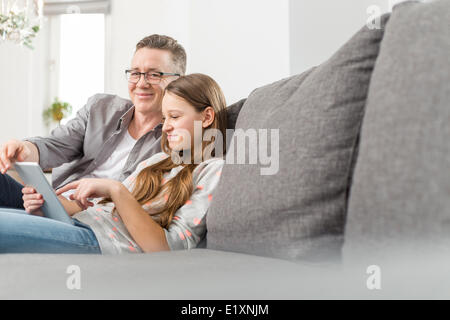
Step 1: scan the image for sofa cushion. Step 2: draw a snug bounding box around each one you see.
[206,14,390,261]
[3,250,450,299]
[343,0,450,261]
[0,250,337,299]
[225,98,246,131]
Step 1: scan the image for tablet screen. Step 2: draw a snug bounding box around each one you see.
[13,162,74,225]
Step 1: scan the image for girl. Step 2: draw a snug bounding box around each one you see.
[0,73,227,254]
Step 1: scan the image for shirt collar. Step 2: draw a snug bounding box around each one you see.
[115,106,135,132]
[115,106,163,135]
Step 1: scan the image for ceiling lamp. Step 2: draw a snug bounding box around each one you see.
[0,0,43,49]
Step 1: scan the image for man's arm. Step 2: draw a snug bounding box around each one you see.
[25,100,92,170]
[0,100,90,174]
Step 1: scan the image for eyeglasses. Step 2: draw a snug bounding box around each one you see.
[125,70,181,84]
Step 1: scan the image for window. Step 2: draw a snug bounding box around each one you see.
[58,13,105,124]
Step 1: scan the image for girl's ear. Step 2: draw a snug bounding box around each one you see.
[202,106,215,128]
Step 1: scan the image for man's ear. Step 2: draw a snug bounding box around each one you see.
[202,106,215,128]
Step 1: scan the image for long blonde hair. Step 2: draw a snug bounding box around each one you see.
[129,73,227,228]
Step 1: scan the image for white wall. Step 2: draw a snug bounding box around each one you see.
[187,0,290,104]
[0,0,396,143]
[0,22,48,142]
[105,0,290,105]
[105,0,394,103]
[289,0,390,75]
[105,0,190,100]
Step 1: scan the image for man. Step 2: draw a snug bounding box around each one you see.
[0,34,186,209]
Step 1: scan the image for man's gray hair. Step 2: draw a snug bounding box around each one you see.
[136,34,187,75]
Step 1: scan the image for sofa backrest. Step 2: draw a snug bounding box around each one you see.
[343,0,450,262]
[206,13,390,261]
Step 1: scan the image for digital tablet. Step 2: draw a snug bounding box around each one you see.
[13,162,74,225]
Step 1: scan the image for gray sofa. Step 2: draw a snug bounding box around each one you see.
[2,0,450,300]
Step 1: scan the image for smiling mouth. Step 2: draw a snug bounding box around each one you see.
[135,93,154,98]
[167,135,180,142]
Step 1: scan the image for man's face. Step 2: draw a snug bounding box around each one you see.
[128,48,177,114]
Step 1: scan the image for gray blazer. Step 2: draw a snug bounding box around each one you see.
[26,94,162,189]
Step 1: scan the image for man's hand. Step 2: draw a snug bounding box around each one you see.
[0,140,37,174]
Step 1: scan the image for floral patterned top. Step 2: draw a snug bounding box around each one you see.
[73,152,224,254]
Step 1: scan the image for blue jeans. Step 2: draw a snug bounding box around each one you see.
[0,173,25,209]
[0,209,101,254]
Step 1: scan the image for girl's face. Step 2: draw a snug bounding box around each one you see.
[161,92,214,152]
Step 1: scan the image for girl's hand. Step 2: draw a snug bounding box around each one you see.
[56,178,120,210]
[22,186,44,216]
